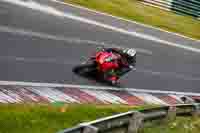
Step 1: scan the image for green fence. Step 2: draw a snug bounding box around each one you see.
[142,0,200,19]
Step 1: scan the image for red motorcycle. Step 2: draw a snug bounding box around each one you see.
[73,50,121,86]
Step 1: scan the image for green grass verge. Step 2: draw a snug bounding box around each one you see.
[143,117,200,133]
[0,104,199,133]
[64,0,200,40]
[0,103,152,133]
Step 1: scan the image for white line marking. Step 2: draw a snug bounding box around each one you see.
[0,25,152,55]
[2,55,199,81]
[0,80,200,96]
[0,56,75,65]
[0,25,104,45]
[52,0,200,42]
[137,68,200,81]
[2,0,200,54]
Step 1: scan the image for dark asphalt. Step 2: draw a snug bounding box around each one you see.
[47,0,200,48]
[1,0,200,93]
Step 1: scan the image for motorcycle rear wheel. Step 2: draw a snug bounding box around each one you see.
[73,63,96,75]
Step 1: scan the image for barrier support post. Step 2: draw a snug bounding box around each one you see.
[192,104,200,117]
[127,111,144,133]
[82,125,98,133]
[165,106,177,122]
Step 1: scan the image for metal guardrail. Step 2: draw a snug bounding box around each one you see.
[140,0,200,19]
[58,103,200,133]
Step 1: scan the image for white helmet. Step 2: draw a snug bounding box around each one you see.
[123,48,136,57]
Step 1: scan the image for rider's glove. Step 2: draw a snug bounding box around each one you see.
[129,65,136,71]
[129,65,134,69]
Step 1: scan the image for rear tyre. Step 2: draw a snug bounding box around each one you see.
[73,62,96,75]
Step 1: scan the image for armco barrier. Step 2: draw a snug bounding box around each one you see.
[141,0,200,18]
[58,103,200,133]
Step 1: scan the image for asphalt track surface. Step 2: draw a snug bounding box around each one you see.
[1,0,200,93]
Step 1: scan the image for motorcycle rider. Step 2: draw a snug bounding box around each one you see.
[95,47,136,78]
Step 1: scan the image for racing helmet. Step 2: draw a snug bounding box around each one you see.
[122,48,136,64]
[123,48,136,57]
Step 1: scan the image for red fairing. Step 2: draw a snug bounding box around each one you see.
[95,51,119,72]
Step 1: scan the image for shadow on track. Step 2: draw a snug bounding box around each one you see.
[72,66,123,88]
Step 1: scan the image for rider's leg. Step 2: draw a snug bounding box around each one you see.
[104,69,116,77]
[116,66,133,77]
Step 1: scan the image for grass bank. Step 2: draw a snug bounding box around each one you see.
[0,104,149,133]
[143,117,200,133]
[0,104,199,133]
[64,0,200,39]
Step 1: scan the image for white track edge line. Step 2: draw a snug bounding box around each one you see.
[52,0,200,42]
[3,0,200,53]
[0,25,153,55]
[0,80,200,96]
